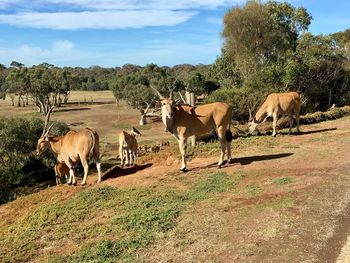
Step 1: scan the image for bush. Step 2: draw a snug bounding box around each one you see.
[206,87,265,122]
[0,116,70,188]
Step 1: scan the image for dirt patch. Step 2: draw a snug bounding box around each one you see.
[1,105,350,262]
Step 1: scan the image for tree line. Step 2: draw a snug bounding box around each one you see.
[0,63,115,114]
[1,2,349,120]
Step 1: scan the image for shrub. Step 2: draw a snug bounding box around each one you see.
[206,87,265,122]
[0,116,70,192]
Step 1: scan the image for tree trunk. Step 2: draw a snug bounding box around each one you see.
[139,114,147,126]
[17,95,21,107]
[58,96,62,107]
[10,95,15,106]
[139,103,152,126]
[21,96,25,107]
[63,91,70,104]
[139,109,147,125]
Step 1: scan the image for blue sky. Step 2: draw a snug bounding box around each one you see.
[0,0,349,68]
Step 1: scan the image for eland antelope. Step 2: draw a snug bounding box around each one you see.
[152,87,233,172]
[248,92,301,136]
[36,107,101,185]
[119,127,142,167]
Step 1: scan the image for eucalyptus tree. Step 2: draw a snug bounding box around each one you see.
[222,0,311,82]
[5,67,30,107]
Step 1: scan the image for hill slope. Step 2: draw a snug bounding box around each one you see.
[1,116,350,262]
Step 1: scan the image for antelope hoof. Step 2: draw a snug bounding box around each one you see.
[67,181,72,185]
[81,182,86,186]
[72,181,77,186]
[179,167,188,173]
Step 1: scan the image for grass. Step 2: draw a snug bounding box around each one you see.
[68,90,115,103]
[0,171,240,263]
[112,122,151,131]
[246,183,263,197]
[273,177,293,185]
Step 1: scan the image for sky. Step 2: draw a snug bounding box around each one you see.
[0,0,349,68]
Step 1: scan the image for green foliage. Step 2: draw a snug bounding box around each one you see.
[0,116,69,190]
[210,51,241,88]
[220,0,349,115]
[0,117,42,186]
[223,1,311,79]
[206,87,265,121]
[300,106,350,124]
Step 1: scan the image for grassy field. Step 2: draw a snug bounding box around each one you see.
[0,91,172,161]
[1,91,350,262]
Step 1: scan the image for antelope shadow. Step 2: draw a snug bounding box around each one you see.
[102,163,153,181]
[54,107,91,113]
[231,152,293,165]
[189,152,293,172]
[256,127,337,137]
[297,127,337,135]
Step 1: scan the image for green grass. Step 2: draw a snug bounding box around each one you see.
[1,171,240,263]
[272,177,293,185]
[246,183,263,197]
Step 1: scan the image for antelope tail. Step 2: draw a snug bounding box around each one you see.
[89,131,96,161]
[225,107,233,142]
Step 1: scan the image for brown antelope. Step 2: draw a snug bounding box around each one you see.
[119,127,142,167]
[54,162,69,185]
[36,108,101,185]
[248,92,301,137]
[152,87,233,172]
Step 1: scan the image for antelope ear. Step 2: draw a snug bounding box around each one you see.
[173,99,180,107]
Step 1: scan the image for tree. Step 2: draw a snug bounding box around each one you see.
[5,67,30,107]
[222,1,311,80]
[292,33,350,110]
[0,64,7,100]
[10,61,24,69]
[210,50,241,88]
[110,67,157,125]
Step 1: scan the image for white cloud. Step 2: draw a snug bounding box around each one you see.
[0,10,196,29]
[0,0,241,30]
[0,0,238,11]
[0,40,81,66]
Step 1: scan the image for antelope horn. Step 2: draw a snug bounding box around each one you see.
[42,106,54,136]
[44,122,55,137]
[248,109,252,121]
[150,85,164,99]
